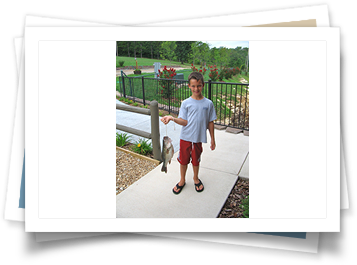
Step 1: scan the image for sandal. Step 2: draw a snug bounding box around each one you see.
[194,179,204,192]
[173,182,185,195]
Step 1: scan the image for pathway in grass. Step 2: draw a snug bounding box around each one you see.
[116,67,191,76]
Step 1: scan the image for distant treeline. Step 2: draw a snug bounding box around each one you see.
[116,41,249,69]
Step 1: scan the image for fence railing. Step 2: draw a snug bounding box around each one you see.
[116,75,249,131]
[116,100,161,161]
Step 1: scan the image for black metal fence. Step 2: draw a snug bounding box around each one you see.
[116,75,249,130]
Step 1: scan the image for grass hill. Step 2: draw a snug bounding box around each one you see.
[116,56,192,68]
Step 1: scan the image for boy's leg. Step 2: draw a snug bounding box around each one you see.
[174,139,191,193]
[173,164,188,193]
[192,143,204,191]
[193,165,203,191]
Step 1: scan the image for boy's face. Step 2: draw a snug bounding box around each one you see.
[188,78,204,97]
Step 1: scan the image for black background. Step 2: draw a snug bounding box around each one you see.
[0,1,356,258]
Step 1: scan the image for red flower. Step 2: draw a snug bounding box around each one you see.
[191,63,193,66]
[199,70,202,72]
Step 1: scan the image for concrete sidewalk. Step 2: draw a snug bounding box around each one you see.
[116,128,249,218]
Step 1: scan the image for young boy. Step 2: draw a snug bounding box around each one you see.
[161,72,217,194]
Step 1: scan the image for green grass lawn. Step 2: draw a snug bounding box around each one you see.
[116,56,193,68]
[117,56,249,84]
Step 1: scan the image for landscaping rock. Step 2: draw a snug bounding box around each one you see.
[225,127,243,134]
[214,125,227,130]
[116,149,157,195]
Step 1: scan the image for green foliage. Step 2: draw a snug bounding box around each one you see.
[158,66,177,99]
[189,64,206,75]
[175,41,195,64]
[133,102,138,106]
[115,41,249,73]
[131,139,153,156]
[160,41,177,66]
[116,133,132,147]
[208,65,219,81]
[240,196,249,218]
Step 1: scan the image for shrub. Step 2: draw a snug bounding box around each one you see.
[240,195,249,218]
[219,67,233,80]
[131,139,153,156]
[198,67,207,76]
[116,59,125,67]
[218,69,224,81]
[116,132,132,147]
[133,102,138,106]
[208,65,219,81]
[158,66,177,99]
[232,67,240,75]
[191,64,198,72]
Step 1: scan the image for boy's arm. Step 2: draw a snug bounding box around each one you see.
[208,121,216,150]
[171,116,188,126]
[161,115,187,126]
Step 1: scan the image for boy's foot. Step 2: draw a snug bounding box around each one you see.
[194,179,204,192]
[173,182,186,194]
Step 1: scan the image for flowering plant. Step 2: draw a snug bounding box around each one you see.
[157,66,177,98]
[132,139,152,155]
[191,63,198,72]
[192,64,207,77]
[208,65,219,81]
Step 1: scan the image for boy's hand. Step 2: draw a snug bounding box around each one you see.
[210,140,216,150]
[160,115,173,125]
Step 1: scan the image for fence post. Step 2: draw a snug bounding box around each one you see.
[150,100,161,161]
[168,80,171,114]
[208,79,212,100]
[142,76,146,106]
[121,71,126,98]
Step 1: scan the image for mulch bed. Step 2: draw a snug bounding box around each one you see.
[217,178,249,218]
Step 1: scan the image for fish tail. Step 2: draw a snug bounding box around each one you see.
[161,164,167,173]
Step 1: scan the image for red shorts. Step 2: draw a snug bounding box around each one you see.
[177,139,203,166]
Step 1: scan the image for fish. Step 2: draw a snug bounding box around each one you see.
[161,136,174,173]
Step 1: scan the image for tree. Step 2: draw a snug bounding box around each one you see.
[175,41,194,64]
[191,41,210,66]
[218,47,229,68]
[209,47,220,65]
[160,41,177,67]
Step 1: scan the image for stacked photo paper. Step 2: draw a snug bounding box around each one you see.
[4,5,346,253]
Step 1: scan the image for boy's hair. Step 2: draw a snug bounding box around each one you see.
[188,71,205,86]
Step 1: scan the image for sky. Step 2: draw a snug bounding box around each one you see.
[205,41,249,49]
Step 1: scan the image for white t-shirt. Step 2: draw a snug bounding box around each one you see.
[178,96,217,143]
